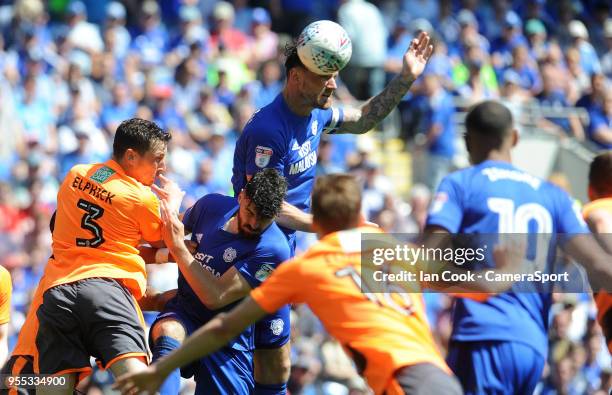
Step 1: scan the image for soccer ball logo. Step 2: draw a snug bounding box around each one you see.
[297,20,352,76]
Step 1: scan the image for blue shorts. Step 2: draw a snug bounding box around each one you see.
[254,304,291,348]
[151,309,254,395]
[447,340,545,395]
[253,232,294,349]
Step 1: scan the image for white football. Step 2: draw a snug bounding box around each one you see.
[296,20,352,76]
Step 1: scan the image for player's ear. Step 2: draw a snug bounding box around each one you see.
[510,129,519,148]
[588,185,597,201]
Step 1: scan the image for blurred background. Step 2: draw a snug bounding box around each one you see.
[0,0,610,393]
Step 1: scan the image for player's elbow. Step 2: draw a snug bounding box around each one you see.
[202,297,225,310]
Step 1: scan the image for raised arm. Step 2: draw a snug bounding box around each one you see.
[337,31,433,134]
[158,199,254,310]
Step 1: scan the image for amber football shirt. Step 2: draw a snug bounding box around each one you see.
[250,227,447,395]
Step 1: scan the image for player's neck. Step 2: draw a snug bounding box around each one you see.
[475,150,512,165]
[224,216,238,234]
[282,87,312,117]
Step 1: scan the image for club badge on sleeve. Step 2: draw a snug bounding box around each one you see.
[255,146,273,168]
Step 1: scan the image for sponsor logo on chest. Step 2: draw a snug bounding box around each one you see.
[289,140,317,175]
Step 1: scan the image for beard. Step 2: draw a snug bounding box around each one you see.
[236,212,258,239]
[315,93,333,109]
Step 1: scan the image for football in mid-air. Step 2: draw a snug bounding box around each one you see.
[296,20,352,76]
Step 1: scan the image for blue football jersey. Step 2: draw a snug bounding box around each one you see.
[426,160,588,358]
[231,94,344,238]
[169,193,290,366]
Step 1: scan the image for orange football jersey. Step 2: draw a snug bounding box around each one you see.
[0,266,11,325]
[11,160,160,364]
[250,227,448,395]
[583,198,612,352]
[44,159,162,299]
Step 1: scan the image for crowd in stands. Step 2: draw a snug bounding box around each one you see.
[0,0,610,393]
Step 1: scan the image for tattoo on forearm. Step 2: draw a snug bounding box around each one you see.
[353,75,415,133]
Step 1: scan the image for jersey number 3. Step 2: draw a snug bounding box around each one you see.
[76,199,105,247]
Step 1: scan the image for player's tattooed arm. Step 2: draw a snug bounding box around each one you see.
[337,31,433,134]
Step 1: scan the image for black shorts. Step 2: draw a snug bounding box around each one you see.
[9,277,148,380]
[392,363,463,395]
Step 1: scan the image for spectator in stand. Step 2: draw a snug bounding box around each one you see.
[576,72,608,114]
[536,64,585,140]
[182,158,226,209]
[566,46,591,104]
[436,0,460,46]
[520,0,556,36]
[567,19,602,77]
[506,44,541,95]
[58,129,105,180]
[491,10,528,71]
[525,18,549,63]
[208,1,250,61]
[587,90,612,150]
[315,138,344,176]
[104,1,130,59]
[338,0,387,100]
[251,59,283,110]
[101,83,137,135]
[65,1,104,54]
[248,8,278,66]
[454,44,499,104]
[448,9,490,65]
[131,1,168,67]
[600,18,612,78]
[418,69,456,192]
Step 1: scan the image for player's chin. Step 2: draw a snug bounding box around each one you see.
[316,95,333,109]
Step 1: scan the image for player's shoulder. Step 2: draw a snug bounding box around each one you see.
[191,193,236,220]
[242,98,284,134]
[257,224,291,260]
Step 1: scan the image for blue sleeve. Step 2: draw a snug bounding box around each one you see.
[234,242,291,289]
[182,194,213,232]
[426,175,464,233]
[243,122,287,176]
[322,107,344,134]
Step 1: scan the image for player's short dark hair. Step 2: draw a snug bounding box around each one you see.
[244,169,287,220]
[284,43,304,78]
[465,100,514,148]
[312,174,362,233]
[113,118,171,159]
[589,151,612,197]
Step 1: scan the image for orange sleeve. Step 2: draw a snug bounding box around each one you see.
[250,259,303,313]
[0,268,12,324]
[137,189,163,243]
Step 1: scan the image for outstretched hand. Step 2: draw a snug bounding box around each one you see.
[159,198,187,254]
[401,31,434,82]
[113,365,165,395]
[152,174,185,214]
